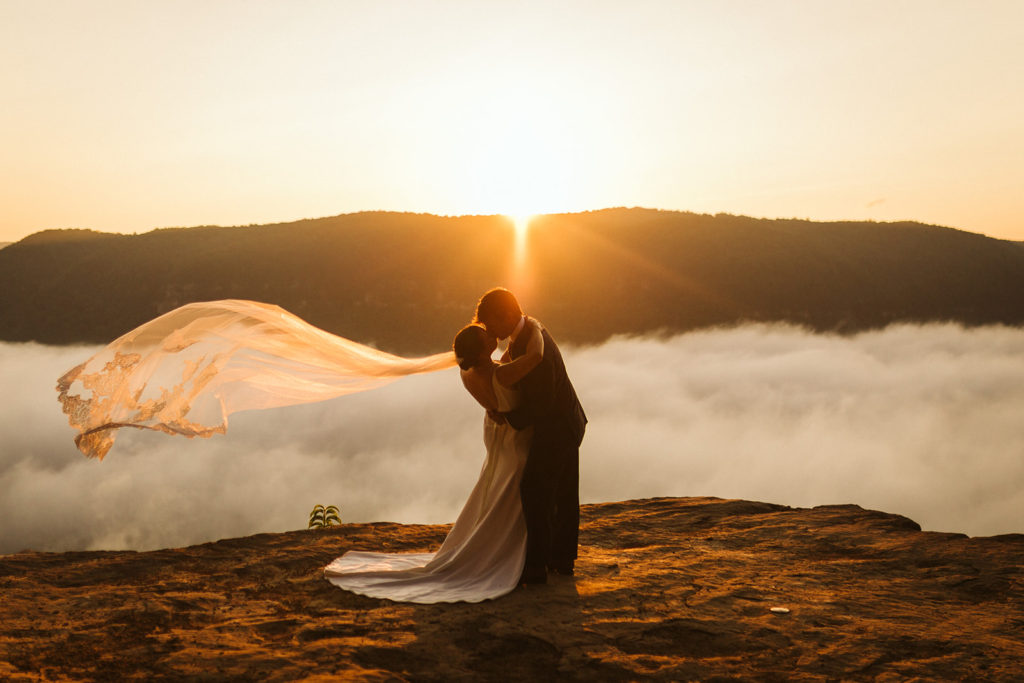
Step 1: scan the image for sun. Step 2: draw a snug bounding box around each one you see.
[431,72,588,220]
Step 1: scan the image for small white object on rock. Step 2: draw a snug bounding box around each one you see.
[770,607,790,614]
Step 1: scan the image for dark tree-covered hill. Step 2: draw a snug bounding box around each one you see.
[2,209,1023,354]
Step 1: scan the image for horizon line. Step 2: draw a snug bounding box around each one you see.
[7,206,1014,245]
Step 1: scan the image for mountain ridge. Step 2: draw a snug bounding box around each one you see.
[3,208,1023,354]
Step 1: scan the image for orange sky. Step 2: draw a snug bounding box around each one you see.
[2,1,1022,243]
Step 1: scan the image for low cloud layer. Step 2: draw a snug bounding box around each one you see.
[2,323,1023,554]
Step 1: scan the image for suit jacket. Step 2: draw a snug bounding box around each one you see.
[504,317,587,447]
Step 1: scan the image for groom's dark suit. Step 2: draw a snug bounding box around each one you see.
[504,317,587,579]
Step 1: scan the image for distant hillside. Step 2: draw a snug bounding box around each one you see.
[2,209,1023,354]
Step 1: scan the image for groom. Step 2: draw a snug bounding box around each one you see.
[475,288,587,584]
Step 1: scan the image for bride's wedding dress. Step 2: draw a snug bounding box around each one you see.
[324,374,530,603]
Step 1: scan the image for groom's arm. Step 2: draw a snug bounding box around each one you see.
[494,324,544,388]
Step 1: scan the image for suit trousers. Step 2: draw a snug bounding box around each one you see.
[520,422,580,575]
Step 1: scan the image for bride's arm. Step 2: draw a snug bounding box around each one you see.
[494,322,544,387]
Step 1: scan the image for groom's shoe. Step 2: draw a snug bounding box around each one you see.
[548,563,574,577]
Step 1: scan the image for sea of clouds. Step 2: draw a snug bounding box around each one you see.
[2,323,1023,554]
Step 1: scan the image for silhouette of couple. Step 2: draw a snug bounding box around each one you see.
[56,283,585,603]
[325,288,586,602]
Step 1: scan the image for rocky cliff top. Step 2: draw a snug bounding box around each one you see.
[2,497,1022,680]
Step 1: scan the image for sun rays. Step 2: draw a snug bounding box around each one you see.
[512,214,532,262]
[503,214,535,306]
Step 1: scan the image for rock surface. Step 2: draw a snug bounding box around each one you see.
[2,497,1022,681]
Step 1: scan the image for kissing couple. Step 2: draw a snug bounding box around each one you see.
[57,287,585,603]
[325,288,587,603]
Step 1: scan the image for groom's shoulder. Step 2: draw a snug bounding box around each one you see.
[526,316,551,340]
[529,318,566,354]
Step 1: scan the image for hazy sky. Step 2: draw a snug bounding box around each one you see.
[3,323,1023,554]
[2,1,1022,243]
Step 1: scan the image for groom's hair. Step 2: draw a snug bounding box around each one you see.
[474,287,521,323]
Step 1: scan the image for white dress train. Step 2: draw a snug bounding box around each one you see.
[324,376,530,603]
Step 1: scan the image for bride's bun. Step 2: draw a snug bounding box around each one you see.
[453,324,488,371]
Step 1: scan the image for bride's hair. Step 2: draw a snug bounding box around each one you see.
[474,287,521,324]
[453,324,489,371]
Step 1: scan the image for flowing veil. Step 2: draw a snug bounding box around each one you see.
[57,299,456,460]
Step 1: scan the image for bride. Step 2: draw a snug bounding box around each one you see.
[324,322,544,603]
[57,298,546,603]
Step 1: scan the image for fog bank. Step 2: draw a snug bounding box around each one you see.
[2,323,1022,553]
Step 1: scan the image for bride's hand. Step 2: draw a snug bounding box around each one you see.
[487,409,507,425]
